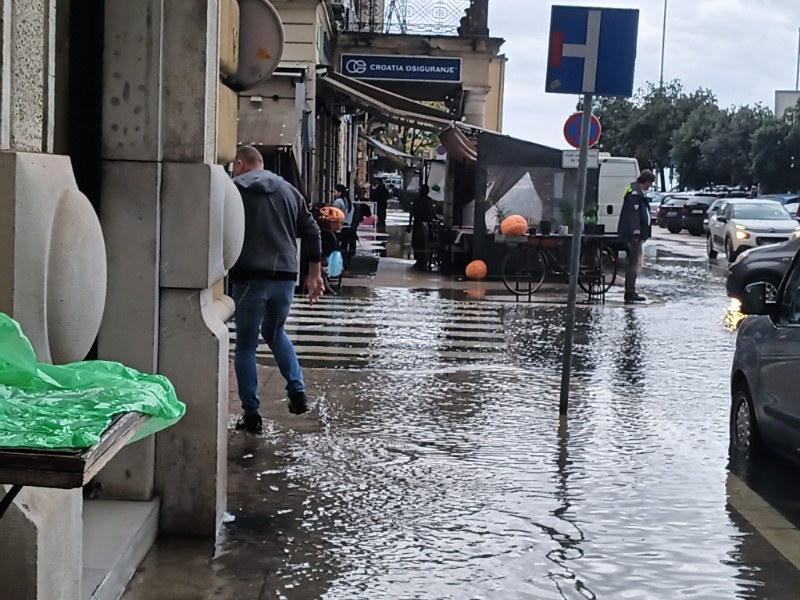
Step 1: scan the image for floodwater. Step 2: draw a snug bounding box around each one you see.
[124,252,800,600]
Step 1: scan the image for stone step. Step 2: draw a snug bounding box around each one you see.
[82,499,159,600]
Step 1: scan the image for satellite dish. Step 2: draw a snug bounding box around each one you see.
[225,0,284,92]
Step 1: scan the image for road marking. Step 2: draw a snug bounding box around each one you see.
[727,472,800,570]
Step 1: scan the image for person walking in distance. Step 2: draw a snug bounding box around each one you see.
[229,145,325,433]
[618,170,655,304]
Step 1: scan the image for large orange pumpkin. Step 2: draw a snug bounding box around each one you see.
[500,214,529,236]
[465,260,488,281]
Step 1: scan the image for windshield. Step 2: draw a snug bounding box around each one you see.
[732,203,791,221]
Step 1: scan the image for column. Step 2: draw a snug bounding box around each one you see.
[0,2,85,598]
[95,0,164,501]
[462,86,490,128]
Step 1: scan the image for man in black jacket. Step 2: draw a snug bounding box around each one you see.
[229,145,324,433]
[618,170,656,304]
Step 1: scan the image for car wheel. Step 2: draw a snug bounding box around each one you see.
[745,275,782,303]
[730,383,761,457]
[689,229,702,237]
[725,237,738,262]
[707,235,718,259]
[668,227,681,234]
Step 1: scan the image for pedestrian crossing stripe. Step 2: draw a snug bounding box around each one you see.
[227,293,505,366]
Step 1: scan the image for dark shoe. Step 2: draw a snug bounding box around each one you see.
[288,391,310,415]
[624,292,647,304]
[235,413,263,434]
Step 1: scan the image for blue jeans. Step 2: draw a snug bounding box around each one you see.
[232,280,304,416]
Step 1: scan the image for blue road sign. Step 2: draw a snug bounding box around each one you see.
[546,6,639,97]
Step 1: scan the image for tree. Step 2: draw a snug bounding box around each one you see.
[751,117,793,193]
[671,103,723,190]
[623,81,717,190]
[587,96,635,157]
[701,104,771,187]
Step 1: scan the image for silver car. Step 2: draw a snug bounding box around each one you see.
[732,248,800,460]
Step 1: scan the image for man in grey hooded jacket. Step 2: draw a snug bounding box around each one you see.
[229,145,324,433]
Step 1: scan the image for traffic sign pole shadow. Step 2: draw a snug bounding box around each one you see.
[545,5,639,416]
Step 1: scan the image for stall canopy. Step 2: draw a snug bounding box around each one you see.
[361,134,416,168]
[320,72,455,132]
[438,125,478,163]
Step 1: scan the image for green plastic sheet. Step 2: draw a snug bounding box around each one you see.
[0,313,185,450]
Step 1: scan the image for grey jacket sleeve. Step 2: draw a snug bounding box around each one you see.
[295,192,322,263]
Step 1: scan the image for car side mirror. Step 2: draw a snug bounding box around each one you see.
[606,205,613,215]
[717,216,727,223]
[741,283,771,315]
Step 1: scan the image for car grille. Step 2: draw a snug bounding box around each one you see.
[756,236,790,246]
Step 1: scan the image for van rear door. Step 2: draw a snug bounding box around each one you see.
[597,158,640,234]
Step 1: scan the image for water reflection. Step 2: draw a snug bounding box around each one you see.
[546,417,596,600]
[724,298,746,332]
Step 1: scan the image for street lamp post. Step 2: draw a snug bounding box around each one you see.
[659,0,668,89]
[796,26,799,91]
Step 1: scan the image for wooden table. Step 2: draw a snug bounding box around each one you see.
[0,413,148,520]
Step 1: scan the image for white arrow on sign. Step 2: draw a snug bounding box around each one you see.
[562,10,601,93]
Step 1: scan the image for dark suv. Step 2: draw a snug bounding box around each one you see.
[727,240,799,303]
[681,195,717,236]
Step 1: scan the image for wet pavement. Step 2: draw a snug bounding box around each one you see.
[124,230,800,600]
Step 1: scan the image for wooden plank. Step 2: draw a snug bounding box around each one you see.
[0,413,149,490]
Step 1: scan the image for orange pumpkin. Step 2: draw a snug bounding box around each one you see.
[319,206,345,223]
[465,260,488,281]
[500,214,529,236]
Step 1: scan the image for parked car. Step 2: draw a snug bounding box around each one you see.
[658,196,691,233]
[707,199,800,262]
[681,194,717,236]
[730,249,800,461]
[649,192,677,225]
[726,239,799,302]
[704,199,727,234]
[762,194,800,221]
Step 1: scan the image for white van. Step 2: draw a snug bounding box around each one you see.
[596,156,640,234]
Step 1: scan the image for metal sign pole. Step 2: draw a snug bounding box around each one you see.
[559,93,594,416]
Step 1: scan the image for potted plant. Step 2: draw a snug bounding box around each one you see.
[583,214,605,236]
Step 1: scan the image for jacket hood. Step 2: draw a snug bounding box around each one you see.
[234,169,284,194]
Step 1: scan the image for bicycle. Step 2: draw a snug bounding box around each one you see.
[501,236,617,297]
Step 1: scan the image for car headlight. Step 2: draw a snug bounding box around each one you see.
[735,230,750,240]
[735,224,747,230]
[793,227,800,239]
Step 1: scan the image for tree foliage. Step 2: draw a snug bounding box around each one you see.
[589,83,800,193]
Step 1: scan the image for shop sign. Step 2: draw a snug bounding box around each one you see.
[341,54,462,83]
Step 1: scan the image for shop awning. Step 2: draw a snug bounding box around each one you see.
[438,125,478,163]
[320,72,455,132]
[361,134,416,167]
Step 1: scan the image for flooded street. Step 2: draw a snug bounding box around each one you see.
[125,236,800,600]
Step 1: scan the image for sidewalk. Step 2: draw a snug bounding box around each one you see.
[340,256,660,307]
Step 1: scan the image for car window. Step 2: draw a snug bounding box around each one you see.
[722,204,733,219]
[780,263,800,325]
[732,203,791,220]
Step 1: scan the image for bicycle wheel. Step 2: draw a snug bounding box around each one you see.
[502,247,546,296]
[578,244,617,294]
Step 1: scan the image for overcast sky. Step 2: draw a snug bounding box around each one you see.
[489,0,799,149]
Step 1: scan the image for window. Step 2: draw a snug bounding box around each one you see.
[780,263,800,325]
[722,204,733,220]
[732,204,790,221]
